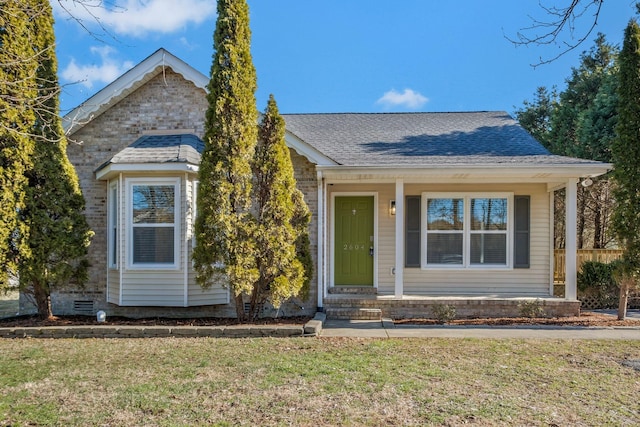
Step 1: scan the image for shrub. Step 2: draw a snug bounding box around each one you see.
[431,303,456,324]
[577,260,620,308]
[518,299,546,318]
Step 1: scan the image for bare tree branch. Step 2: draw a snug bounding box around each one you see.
[54,0,123,44]
[507,0,604,67]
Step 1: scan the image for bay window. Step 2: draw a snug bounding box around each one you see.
[128,178,179,268]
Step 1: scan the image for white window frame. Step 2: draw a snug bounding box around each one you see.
[126,177,181,270]
[108,181,119,269]
[421,192,513,270]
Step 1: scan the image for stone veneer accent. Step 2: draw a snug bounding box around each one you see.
[57,70,318,318]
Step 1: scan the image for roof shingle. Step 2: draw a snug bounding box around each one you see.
[282,112,602,167]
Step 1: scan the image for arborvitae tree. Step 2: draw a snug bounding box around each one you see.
[0,0,37,290]
[611,18,640,319]
[12,0,93,319]
[194,0,259,321]
[249,95,311,319]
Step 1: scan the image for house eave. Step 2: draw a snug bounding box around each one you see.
[96,163,199,180]
[317,163,612,183]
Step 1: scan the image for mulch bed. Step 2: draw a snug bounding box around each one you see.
[394,311,640,327]
[0,315,313,328]
[1,311,639,328]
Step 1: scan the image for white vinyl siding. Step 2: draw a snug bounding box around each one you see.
[328,183,551,297]
[112,175,228,307]
[403,184,550,296]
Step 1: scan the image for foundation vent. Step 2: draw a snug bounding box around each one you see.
[73,300,94,314]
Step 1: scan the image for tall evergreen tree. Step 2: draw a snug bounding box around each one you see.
[14,0,93,319]
[194,0,259,320]
[250,95,311,319]
[611,18,640,319]
[514,86,557,151]
[516,34,619,249]
[0,0,37,289]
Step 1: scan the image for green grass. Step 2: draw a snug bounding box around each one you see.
[0,337,639,426]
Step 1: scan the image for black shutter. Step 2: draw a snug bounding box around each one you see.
[514,195,530,268]
[405,196,421,267]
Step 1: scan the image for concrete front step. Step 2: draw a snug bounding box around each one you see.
[325,307,382,320]
[328,286,377,295]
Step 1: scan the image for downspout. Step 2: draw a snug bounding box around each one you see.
[549,190,555,296]
[316,170,324,311]
[183,173,189,307]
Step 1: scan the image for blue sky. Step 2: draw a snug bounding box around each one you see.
[52,1,638,116]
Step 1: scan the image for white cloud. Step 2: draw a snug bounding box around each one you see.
[376,88,429,110]
[61,46,134,88]
[52,0,215,37]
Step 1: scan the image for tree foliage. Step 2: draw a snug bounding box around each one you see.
[250,95,312,318]
[1,0,93,319]
[611,18,640,318]
[194,0,311,321]
[0,0,37,288]
[515,34,618,249]
[194,0,259,320]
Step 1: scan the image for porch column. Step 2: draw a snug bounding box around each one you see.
[565,179,578,300]
[317,171,325,310]
[395,179,404,298]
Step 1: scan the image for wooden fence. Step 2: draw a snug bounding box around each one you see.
[554,249,623,284]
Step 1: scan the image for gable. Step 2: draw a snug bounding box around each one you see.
[63,48,209,136]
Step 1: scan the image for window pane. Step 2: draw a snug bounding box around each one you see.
[427,233,463,264]
[471,198,507,230]
[427,198,464,230]
[133,185,175,224]
[133,227,174,264]
[110,186,118,266]
[470,234,506,264]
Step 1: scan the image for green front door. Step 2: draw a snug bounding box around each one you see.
[335,196,374,286]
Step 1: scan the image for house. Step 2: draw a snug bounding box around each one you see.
[53,49,610,319]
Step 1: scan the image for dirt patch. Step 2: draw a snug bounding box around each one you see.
[394,311,640,327]
[0,314,313,328]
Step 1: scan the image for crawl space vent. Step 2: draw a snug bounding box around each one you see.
[73,300,94,314]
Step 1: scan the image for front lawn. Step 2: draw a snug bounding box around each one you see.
[1,337,638,426]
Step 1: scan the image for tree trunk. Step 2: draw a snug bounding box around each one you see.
[593,205,602,249]
[576,187,586,249]
[618,279,629,320]
[33,281,53,320]
[234,293,246,323]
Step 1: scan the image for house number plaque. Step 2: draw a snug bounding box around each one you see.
[343,243,366,250]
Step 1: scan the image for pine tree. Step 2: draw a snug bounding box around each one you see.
[0,0,37,289]
[611,18,640,319]
[250,95,312,319]
[194,0,259,321]
[15,0,93,319]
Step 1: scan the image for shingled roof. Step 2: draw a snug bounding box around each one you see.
[97,134,203,174]
[282,112,602,167]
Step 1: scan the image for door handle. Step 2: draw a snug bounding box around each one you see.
[369,246,374,256]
